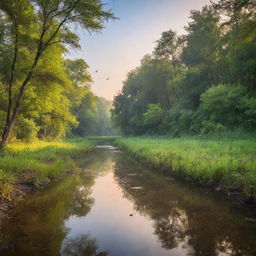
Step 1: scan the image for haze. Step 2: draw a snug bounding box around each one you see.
[69,0,211,100]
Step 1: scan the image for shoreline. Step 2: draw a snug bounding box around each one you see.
[0,150,95,225]
[0,139,95,224]
[115,137,256,207]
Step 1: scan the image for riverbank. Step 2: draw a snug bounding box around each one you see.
[0,138,94,218]
[2,144,256,255]
[115,137,256,203]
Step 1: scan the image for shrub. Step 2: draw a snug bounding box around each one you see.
[143,104,164,127]
[15,116,39,142]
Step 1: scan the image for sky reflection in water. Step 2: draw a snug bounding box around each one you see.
[1,148,256,256]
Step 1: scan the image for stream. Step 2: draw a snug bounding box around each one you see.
[0,146,256,256]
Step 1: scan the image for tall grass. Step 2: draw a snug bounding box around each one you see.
[116,137,256,201]
[0,138,94,200]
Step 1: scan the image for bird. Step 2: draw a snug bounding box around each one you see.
[106,78,110,80]
[95,70,98,73]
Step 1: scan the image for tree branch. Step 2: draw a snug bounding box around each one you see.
[42,0,80,50]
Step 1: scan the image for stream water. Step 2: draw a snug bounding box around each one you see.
[0,146,256,256]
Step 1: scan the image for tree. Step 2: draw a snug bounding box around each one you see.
[201,84,256,129]
[182,5,223,84]
[111,1,256,136]
[64,58,92,87]
[111,56,173,135]
[0,0,114,150]
[154,29,185,77]
[74,96,118,136]
[211,0,256,29]
[143,104,164,132]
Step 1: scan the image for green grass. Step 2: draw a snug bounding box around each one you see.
[115,136,256,201]
[0,138,94,200]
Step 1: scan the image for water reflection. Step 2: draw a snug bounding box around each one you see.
[114,154,256,256]
[0,173,95,255]
[62,234,108,256]
[0,149,256,256]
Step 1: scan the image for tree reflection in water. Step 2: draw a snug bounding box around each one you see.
[62,234,108,256]
[70,182,95,217]
[0,174,95,256]
[113,153,256,256]
[1,149,256,256]
[153,206,188,250]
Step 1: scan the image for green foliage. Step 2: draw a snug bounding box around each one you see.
[143,104,163,127]
[112,1,256,136]
[112,57,173,135]
[166,107,194,135]
[0,138,94,199]
[74,96,119,136]
[0,169,15,200]
[15,116,39,142]
[201,84,256,130]
[0,0,115,147]
[64,59,92,87]
[115,137,256,201]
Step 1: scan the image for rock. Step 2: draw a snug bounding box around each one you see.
[131,186,143,190]
[245,218,256,223]
[215,187,222,191]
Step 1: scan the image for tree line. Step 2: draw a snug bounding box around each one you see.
[112,0,256,136]
[0,0,116,149]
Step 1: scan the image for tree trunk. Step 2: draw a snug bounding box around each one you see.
[0,59,37,151]
[0,3,77,151]
[0,122,14,151]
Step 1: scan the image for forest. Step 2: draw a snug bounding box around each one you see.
[0,0,256,255]
[0,0,116,151]
[112,0,256,136]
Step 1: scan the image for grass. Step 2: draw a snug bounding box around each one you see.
[0,138,94,200]
[115,136,256,201]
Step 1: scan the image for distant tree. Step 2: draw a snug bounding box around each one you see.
[211,0,256,28]
[74,96,118,136]
[111,57,173,135]
[154,29,185,76]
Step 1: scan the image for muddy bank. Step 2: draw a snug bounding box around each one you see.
[115,142,256,208]
[0,150,95,225]
[0,184,33,223]
[1,147,256,256]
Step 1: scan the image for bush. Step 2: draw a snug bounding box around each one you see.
[201,83,256,130]
[165,106,194,136]
[15,116,39,142]
[200,120,226,135]
[143,104,163,127]
[0,169,15,200]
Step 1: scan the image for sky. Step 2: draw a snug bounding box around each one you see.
[68,0,211,100]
